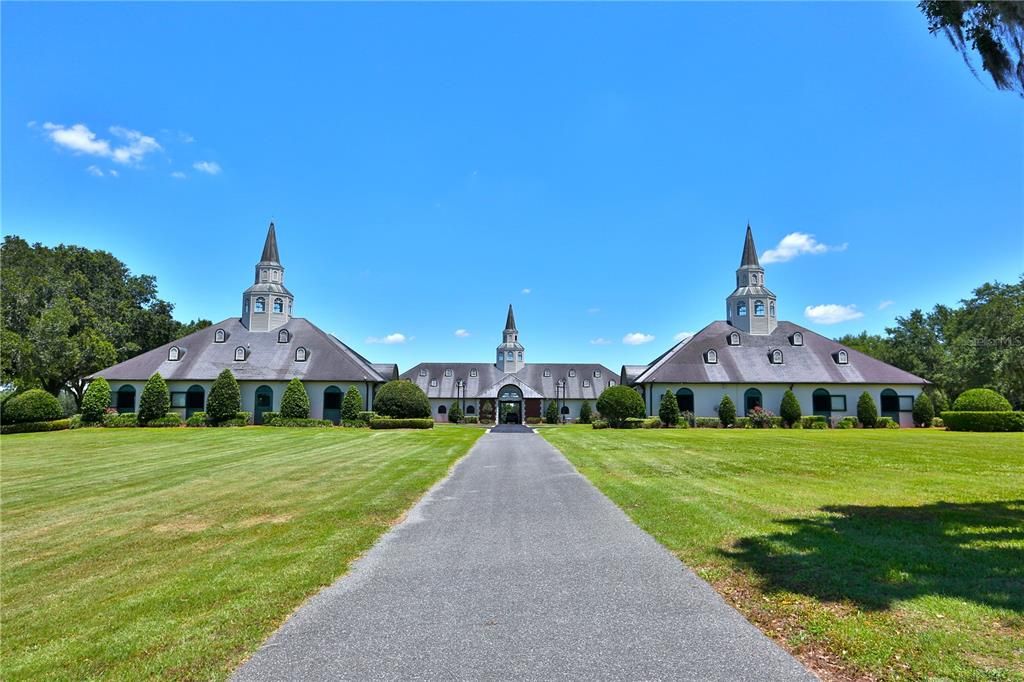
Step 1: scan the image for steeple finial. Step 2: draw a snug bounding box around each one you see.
[260,221,280,264]
[740,223,759,267]
[504,304,517,331]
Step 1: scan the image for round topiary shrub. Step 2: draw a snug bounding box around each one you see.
[2,389,63,424]
[779,389,802,427]
[596,385,645,427]
[718,395,736,427]
[81,377,111,423]
[373,380,431,418]
[280,378,311,419]
[951,388,1012,412]
[207,369,241,424]
[138,373,171,425]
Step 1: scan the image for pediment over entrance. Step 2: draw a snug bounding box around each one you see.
[474,374,544,399]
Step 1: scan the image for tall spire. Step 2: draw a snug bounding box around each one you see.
[505,304,517,331]
[740,223,759,267]
[260,221,280,264]
[496,304,525,372]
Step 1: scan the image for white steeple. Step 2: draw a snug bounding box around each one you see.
[241,222,294,331]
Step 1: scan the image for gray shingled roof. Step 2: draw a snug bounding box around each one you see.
[631,320,929,385]
[400,362,619,400]
[93,317,388,383]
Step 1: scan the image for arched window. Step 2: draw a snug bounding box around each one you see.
[771,349,783,364]
[754,300,765,316]
[594,370,601,378]
[676,388,694,413]
[469,368,478,377]
[261,269,268,282]
[568,369,576,378]
[517,351,523,361]
[609,380,616,386]
[255,297,266,313]
[561,405,570,415]
[430,378,438,387]
[792,332,803,346]
[466,405,476,415]
[168,346,180,361]
[278,329,290,343]
[507,351,514,360]
[215,329,226,343]
[234,346,246,361]
[728,332,740,346]
[582,379,591,388]
[770,302,776,317]
[295,347,307,362]
[836,350,849,364]
[273,298,283,313]
[323,386,343,424]
[186,384,205,416]
[705,349,718,364]
[243,300,250,314]
[544,369,551,377]
[115,385,136,413]
[737,301,748,317]
[813,388,831,416]
[744,388,763,414]
[445,368,453,377]
[438,405,447,414]
[419,368,427,376]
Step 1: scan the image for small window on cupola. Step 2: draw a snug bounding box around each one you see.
[754,300,766,316]
[273,298,283,313]
[168,346,180,361]
[295,347,308,362]
[792,332,803,346]
[728,332,741,346]
[737,302,747,316]
[278,329,290,343]
[255,297,266,313]
[214,329,226,343]
[705,349,718,364]
[234,346,246,361]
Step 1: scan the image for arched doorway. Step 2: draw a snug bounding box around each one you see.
[498,385,523,424]
[115,385,136,413]
[676,388,694,413]
[880,388,900,422]
[254,385,273,425]
[186,385,205,418]
[812,388,831,418]
[323,386,342,424]
[744,388,763,415]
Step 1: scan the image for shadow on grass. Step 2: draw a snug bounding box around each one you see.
[724,500,1024,612]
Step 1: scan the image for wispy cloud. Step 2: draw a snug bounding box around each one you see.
[86,165,105,177]
[42,122,162,166]
[109,126,161,164]
[521,288,531,295]
[761,232,847,264]
[454,329,471,338]
[590,337,613,345]
[804,304,864,325]
[622,332,655,345]
[674,331,695,342]
[171,171,187,180]
[878,300,895,310]
[192,160,222,175]
[366,332,409,344]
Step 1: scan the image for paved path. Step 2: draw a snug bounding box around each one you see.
[233,430,814,681]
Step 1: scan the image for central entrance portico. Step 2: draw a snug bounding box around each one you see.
[498,385,523,424]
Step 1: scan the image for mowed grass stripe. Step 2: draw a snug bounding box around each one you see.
[1,426,483,680]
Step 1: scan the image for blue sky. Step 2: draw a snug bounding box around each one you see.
[3,2,1021,370]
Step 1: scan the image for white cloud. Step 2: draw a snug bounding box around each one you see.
[878,300,895,310]
[192,160,221,175]
[86,165,104,177]
[674,331,695,342]
[108,169,118,177]
[590,337,613,345]
[804,304,864,325]
[521,288,531,295]
[454,329,471,338]
[44,122,111,156]
[622,332,655,345]
[41,122,162,166]
[170,171,187,179]
[109,126,161,164]
[366,332,408,344]
[761,232,847,264]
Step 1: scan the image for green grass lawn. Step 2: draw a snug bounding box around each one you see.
[1,426,483,680]
[542,426,1024,682]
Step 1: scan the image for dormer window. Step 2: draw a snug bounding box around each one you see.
[544,369,551,377]
[430,378,438,387]
[728,332,740,346]
[568,369,576,378]
[593,370,601,378]
[168,346,180,361]
[278,329,290,343]
[214,329,226,343]
[234,346,246,361]
[609,380,616,386]
[771,349,783,364]
[836,350,849,365]
[737,302,747,317]
[419,368,427,376]
[558,379,565,387]
[582,379,591,388]
[295,347,307,362]
[273,298,283,313]
[470,368,478,377]
[705,349,718,364]
[754,300,765,316]
[255,297,266,313]
[792,332,803,346]
[444,368,453,377]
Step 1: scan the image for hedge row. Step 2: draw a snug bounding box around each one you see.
[267,417,333,428]
[369,417,434,430]
[940,411,1024,432]
[1,418,71,435]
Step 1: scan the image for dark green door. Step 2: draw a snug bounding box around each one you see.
[255,385,273,424]
[323,386,342,424]
[186,385,205,418]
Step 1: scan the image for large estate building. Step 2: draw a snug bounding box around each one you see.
[94,224,397,423]
[623,226,929,426]
[401,306,618,423]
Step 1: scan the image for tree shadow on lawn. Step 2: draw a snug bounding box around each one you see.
[724,500,1024,613]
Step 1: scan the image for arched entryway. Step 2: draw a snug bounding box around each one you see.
[115,385,136,413]
[812,388,831,418]
[186,384,205,418]
[498,385,523,424]
[744,388,763,415]
[676,388,694,413]
[880,388,900,422]
[254,385,273,425]
[323,386,342,424]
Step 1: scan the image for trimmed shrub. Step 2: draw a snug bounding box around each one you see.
[213,411,252,427]
[808,420,828,430]
[578,400,593,424]
[659,390,680,427]
[103,412,138,428]
[596,385,646,428]
[876,416,899,429]
[622,417,645,429]
[695,417,721,428]
[931,417,944,428]
[837,416,858,429]
[642,416,662,429]
[718,395,736,427]
[342,386,362,422]
[951,388,1012,412]
[526,416,543,425]
[940,410,1024,432]
[801,415,828,429]
[260,411,280,425]
[147,412,183,428]
[545,400,559,424]
[373,380,431,419]
[480,401,494,423]
[449,402,464,424]
[680,410,696,428]
[927,388,949,414]
[186,412,208,427]
[592,419,609,429]
[463,415,479,424]
[747,406,776,429]
[2,389,63,424]
[779,390,801,427]
[280,378,310,419]
[207,369,241,424]
[81,377,111,423]
[267,417,333,427]
[912,393,934,427]
[357,411,376,424]
[1,418,71,435]
[69,414,84,429]
[369,417,434,430]
[138,373,171,425]
[857,391,878,428]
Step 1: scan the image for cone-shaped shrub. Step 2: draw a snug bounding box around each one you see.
[207,369,241,424]
[718,395,736,426]
[659,389,680,426]
[138,373,170,425]
[449,401,463,424]
[545,400,560,424]
[578,400,593,424]
[912,392,934,427]
[857,391,878,427]
[342,386,362,421]
[280,378,310,418]
[82,377,111,423]
[780,389,802,427]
